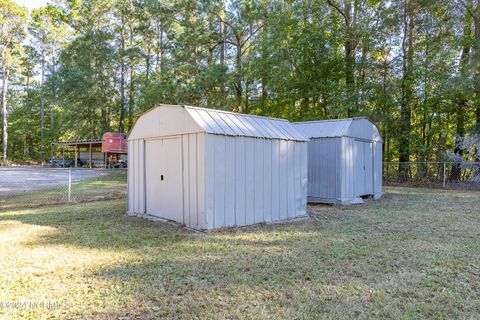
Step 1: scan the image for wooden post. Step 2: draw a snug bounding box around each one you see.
[89,143,92,168]
[443,162,446,188]
[68,168,71,202]
[62,145,64,167]
[50,143,54,167]
[74,145,78,168]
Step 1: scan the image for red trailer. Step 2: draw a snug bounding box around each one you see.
[102,132,128,153]
[102,132,128,168]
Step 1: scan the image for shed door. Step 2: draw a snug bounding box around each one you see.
[145,137,183,222]
[354,140,374,196]
[354,141,366,196]
[364,142,374,194]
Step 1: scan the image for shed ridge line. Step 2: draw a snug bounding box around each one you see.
[183,105,291,122]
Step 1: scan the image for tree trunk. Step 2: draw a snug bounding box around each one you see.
[119,15,127,133]
[2,62,9,162]
[421,28,429,163]
[219,13,226,103]
[399,0,415,175]
[128,68,135,131]
[457,0,472,154]
[244,79,250,113]
[50,42,58,141]
[326,0,357,116]
[450,0,473,180]
[381,48,389,162]
[261,25,268,106]
[235,46,243,112]
[145,46,151,82]
[474,1,480,130]
[127,26,135,131]
[344,1,356,115]
[155,24,164,74]
[40,45,45,164]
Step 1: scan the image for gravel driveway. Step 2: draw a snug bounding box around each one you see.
[0,167,107,196]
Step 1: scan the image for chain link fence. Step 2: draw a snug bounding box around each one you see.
[1,162,477,211]
[383,162,480,190]
[0,167,127,210]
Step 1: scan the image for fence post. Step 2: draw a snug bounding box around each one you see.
[443,162,446,188]
[68,168,72,202]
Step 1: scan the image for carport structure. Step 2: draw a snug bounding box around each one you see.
[51,139,103,168]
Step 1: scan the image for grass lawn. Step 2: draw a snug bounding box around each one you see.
[0,187,479,319]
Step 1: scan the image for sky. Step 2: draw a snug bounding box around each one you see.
[13,0,50,10]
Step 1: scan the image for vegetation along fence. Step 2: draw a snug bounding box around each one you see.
[383,162,480,190]
[0,167,127,210]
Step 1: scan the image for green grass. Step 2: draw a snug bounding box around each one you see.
[0,187,479,319]
[0,172,126,211]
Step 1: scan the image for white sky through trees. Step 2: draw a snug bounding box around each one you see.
[13,0,49,10]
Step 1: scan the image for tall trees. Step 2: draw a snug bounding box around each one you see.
[218,1,263,112]
[472,0,480,129]
[326,0,358,116]
[0,0,27,162]
[455,0,473,155]
[29,5,69,163]
[2,0,480,164]
[398,0,416,168]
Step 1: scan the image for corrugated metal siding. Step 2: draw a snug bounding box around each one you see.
[127,141,133,212]
[278,140,288,220]
[127,139,146,214]
[373,141,383,195]
[204,134,307,229]
[263,140,273,222]
[185,106,308,142]
[286,141,295,217]
[340,138,355,199]
[234,137,246,226]
[254,139,264,222]
[307,138,341,200]
[181,133,206,229]
[271,139,280,221]
[300,142,308,212]
[205,134,215,227]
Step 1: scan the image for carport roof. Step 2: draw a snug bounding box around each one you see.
[51,139,102,146]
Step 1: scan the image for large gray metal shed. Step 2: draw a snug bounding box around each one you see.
[127,104,309,230]
[293,118,383,205]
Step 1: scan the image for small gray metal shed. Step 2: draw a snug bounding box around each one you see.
[293,118,383,205]
[127,104,309,230]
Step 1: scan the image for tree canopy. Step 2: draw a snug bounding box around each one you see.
[1,0,479,163]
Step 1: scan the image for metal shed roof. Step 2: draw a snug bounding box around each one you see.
[293,118,382,142]
[128,105,308,141]
[184,106,308,141]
